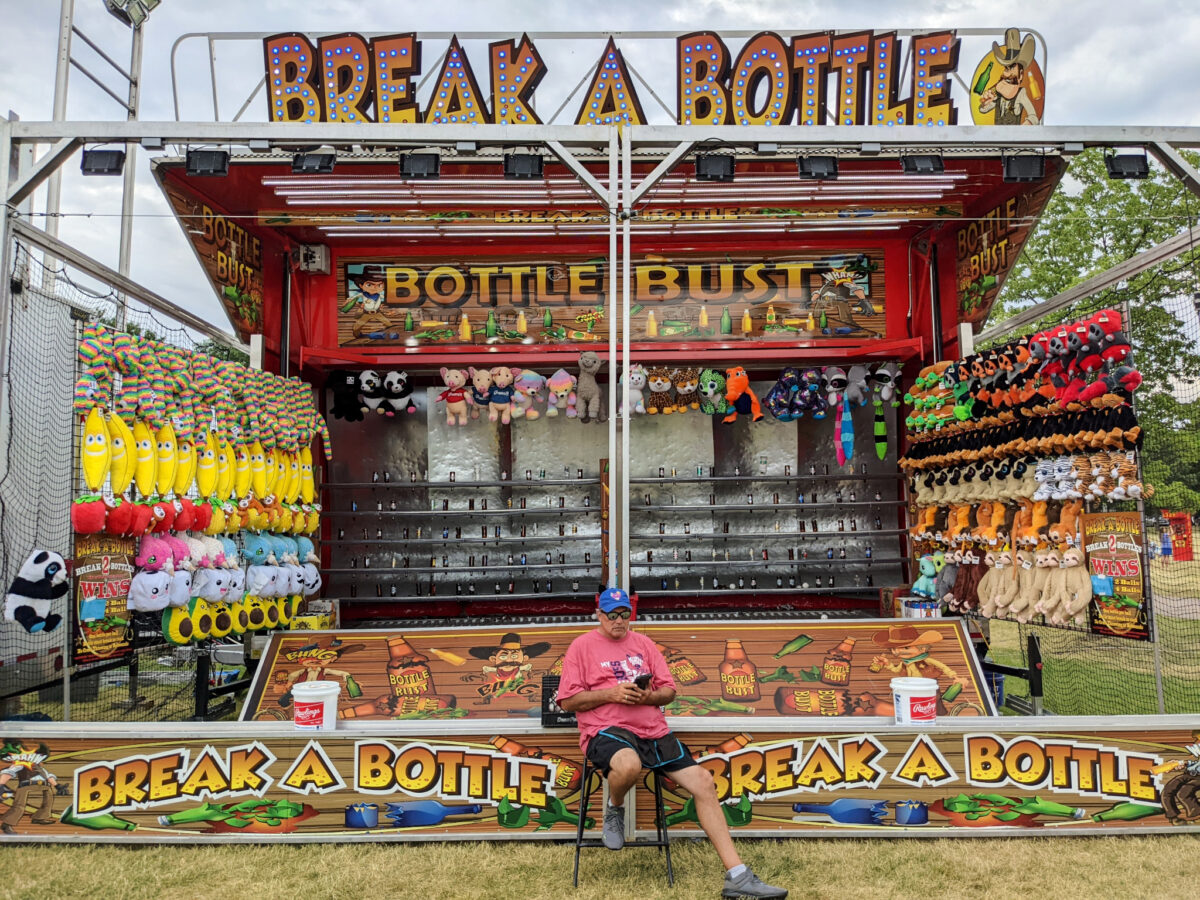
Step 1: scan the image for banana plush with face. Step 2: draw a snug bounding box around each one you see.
[232,442,251,499]
[106,411,136,495]
[173,437,196,497]
[249,441,267,498]
[299,446,314,504]
[195,431,219,499]
[154,423,178,497]
[80,407,112,493]
[216,439,234,500]
[132,419,157,498]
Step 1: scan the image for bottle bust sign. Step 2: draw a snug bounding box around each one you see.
[386,635,435,697]
[719,639,760,702]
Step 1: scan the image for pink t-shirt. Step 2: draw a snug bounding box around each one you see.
[557,628,676,754]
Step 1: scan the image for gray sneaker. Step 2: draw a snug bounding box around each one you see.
[722,867,788,899]
[602,804,625,850]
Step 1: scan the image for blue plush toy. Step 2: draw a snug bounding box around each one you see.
[911,555,939,599]
[764,368,802,421]
[790,368,828,419]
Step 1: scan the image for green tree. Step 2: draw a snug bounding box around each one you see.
[990,149,1200,514]
[193,338,249,365]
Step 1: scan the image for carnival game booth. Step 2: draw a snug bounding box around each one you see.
[7,24,1200,846]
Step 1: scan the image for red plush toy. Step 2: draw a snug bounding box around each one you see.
[129,501,154,536]
[722,366,764,423]
[1059,321,1094,405]
[71,498,107,534]
[193,501,213,532]
[150,500,176,534]
[174,497,196,532]
[104,497,135,536]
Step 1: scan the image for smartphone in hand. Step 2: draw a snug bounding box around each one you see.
[634,672,652,690]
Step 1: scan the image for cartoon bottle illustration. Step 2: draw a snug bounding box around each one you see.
[60,807,137,831]
[490,735,583,794]
[820,637,856,686]
[698,306,709,328]
[719,639,760,702]
[386,635,435,697]
[516,310,528,335]
[404,311,414,332]
[805,310,816,333]
[741,308,753,334]
[654,641,707,686]
[774,633,814,659]
[547,654,564,676]
[720,306,733,335]
[766,304,777,325]
[157,802,231,826]
[542,308,554,329]
[645,310,659,337]
[384,800,483,827]
[459,312,472,342]
[1090,802,1162,823]
[972,60,994,95]
[485,310,498,338]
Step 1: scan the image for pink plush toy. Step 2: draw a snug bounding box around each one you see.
[546,369,578,418]
[467,366,492,420]
[511,370,546,420]
[135,535,172,572]
[160,534,191,572]
[489,367,517,425]
[437,368,470,426]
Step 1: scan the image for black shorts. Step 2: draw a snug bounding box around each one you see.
[586,726,694,775]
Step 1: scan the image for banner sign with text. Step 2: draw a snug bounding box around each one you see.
[72,534,135,665]
[338,252,887,347]
[1083,511,1150,641]
[261,28,1046,127]
[2,720,1198,841]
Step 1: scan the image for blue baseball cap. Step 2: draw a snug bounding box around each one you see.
[597,587,632,613]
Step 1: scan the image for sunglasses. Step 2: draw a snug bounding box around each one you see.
[603,608,632,621]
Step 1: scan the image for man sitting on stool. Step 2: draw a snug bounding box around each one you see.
[558,588,787,900]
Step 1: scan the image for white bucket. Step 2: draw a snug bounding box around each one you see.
[293,680,340,730]
[891,677,938,725]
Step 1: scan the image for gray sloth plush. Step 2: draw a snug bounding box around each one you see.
[4,550,68,634]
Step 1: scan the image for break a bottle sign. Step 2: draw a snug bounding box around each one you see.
[1082,511,1149,641]
[262,29,1043,126]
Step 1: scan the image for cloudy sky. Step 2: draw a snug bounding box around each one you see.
[2,0,1200,331]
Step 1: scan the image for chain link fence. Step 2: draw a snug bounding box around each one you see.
[0,237,246,722]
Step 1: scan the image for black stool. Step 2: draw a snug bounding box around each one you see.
[573,757,674,887]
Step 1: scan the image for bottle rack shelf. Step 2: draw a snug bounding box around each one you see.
[628,527,906,540]
[630,474,902,484]
[631,500,903,512]
[328,562,602,575]
[629,556,905,569]
[327,507,602,518]
[328,534,599,547]
[324,478,602,489]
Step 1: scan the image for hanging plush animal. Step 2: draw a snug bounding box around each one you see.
[357,369,388,415]
[671,367,700,413]
[577,351,606,423]
[821,367,851,465]
[489,367,517,425]
[383,370,417,415]
[546,369,578,418]
[4,550,68,634]
[645,367,675,415]
[870,362,902,460]
[622,364,647,416]
[722,366,763,423]
[467,367,493,420]
[790,369,827,419]
[764,367,801,421]
[697,369,727,416]
[911,555,939,599]
[437,368,470,426]
[511,370,547,420]
[127,569,173,613]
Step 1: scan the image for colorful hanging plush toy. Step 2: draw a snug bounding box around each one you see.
[671,367,700,413]
[4,550,68,634]
[467,367,493,420]
[621,364,648,416]
[870,362,902,460]
[546,369,578,418]
[722,366,763,423]
[645,367,675,415]
[791,369,827,419]
[821,367,851,464]
[697,369,727,416]
[437,368,470,426]
[764,367,802,421]
[511,370,547,420]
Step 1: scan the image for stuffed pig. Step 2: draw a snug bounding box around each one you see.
[437,368,470,426]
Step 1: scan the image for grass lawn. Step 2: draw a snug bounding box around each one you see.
[2,836,1199,900]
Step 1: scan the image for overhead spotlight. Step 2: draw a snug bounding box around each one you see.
[1104,150,1150,180]
[186,149,230,177]
[503,152,544,179]
[104,0,160,28]
[695,153,735,182]
[1002,154,1045,183]
[292,148,337,174]
[400,152,441,179]
[900,153,945,175]
[796,155,839,181]
[80,149,126,176]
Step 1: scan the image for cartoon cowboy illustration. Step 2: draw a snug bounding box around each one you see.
[343,264,388,314]
[978,29,1041,126]
[869,624,967,696]
[0,740,60,835]
[277,640,364,707]
[810,269,875,322]
[467,632,551,700]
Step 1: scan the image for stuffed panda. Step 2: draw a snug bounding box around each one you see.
[358,370,388,415]
[383,370,417,415]
[4,550,68,633]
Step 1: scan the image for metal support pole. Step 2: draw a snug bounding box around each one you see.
[115,22,144,329]
[0,121,15,477]
[1026,633,1044,716]
[194,649,211,720]
[928,245,943,363]
[620,127,632,592]
[280,251,292,377]
[44,0,75,244]
[606,127,617,587]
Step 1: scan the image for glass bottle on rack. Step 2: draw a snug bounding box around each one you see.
[718,640,761,702]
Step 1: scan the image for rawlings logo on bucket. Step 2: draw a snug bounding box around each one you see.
[909,696,938,721]
[294,700,325,728]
